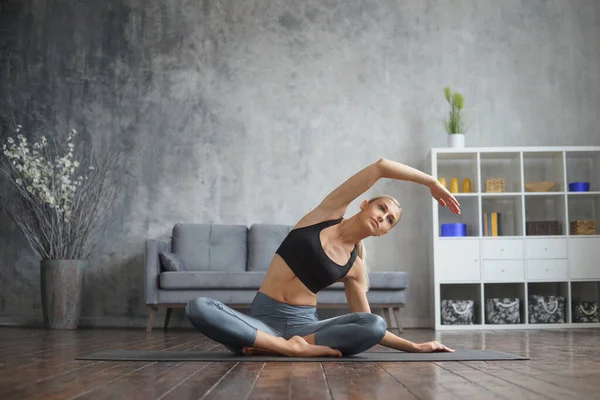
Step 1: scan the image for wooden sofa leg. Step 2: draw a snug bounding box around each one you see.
[164,308,172,331]
[382,308,392,330]
[392,306,404,333]
[146,306,158,333]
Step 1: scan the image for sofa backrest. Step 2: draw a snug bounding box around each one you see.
[247,224,294,271]
[172,223,247,272]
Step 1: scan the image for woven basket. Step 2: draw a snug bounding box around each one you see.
[525,181,556,192]
[485,178,505,193]
[570,220,595,235]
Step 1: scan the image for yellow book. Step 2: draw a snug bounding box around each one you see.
[491,212,498,236]
[483,212,488,236]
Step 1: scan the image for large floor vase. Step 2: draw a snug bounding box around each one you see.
[40,260,87,329]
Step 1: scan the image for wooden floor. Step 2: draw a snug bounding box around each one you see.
[0,327,598,400]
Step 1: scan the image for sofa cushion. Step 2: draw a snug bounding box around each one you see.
[172,224,247,272]
[247,224,294,271]
[160,271,267,289]
[159,271,408,290]
[159,251,186,272]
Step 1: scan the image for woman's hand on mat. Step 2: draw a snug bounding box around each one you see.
[429,180,461,214]
[415,341,454,353]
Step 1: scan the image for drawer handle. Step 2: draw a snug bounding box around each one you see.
[545,268,549,272]
[544,248,547,251]
[501,269,505,272]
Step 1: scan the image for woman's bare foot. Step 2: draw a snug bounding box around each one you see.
[241,347,278,356]
[242,336,341,358]
[287,336,342,358]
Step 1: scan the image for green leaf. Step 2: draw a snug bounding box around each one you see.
[453,93,464,110]
[444,86,451,103]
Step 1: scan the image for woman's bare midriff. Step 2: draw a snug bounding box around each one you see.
[257,254,318,306]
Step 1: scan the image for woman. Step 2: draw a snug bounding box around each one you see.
[185,158,461,357]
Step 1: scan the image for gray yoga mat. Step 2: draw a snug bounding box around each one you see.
[77,349,529,362]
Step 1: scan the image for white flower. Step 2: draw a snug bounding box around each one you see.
[89,166,95,170]
[15,179,22,185]
[7,137,14,144]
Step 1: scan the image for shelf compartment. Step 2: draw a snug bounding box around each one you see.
[525,195,566,236]
[438,196,479,237]
[482,195,523,236]
[570,281,600,324]
[568,237,600,279]
[523,151,565,192]
[440,284,482,325]
[484,283,526,325]
[565,151,600,192]
[436,153,479,193]
[527,282,569,324]
[567,192,599,235]
[435,238,480,282]
[480,152,521,193]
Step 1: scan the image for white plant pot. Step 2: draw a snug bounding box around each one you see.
[447,133,465,148]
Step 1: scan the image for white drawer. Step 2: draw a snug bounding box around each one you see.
[526,259,568,281]
[525,238,567,259]
[435,239,480,282]
[483,260,525,282]
[569,238,600,279]
[482,239,524,260]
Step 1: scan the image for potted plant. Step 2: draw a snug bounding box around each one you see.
[0,125,131,329]
[441,86,469,148]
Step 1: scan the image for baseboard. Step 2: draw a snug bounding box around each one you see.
[0,314,432,330]
[396,317,431,329]
[0,315,184,329]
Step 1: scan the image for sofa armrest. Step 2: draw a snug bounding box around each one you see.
[144,238,172,305]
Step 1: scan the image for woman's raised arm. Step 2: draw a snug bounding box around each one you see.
[318,158,458,214]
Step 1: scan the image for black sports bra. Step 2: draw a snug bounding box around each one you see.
[275,218,357,294]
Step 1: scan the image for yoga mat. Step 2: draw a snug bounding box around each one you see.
[77,349,529,362]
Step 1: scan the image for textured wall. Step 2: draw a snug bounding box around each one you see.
[1,0,599,329]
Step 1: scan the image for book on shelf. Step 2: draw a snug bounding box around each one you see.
[483,212,502,236]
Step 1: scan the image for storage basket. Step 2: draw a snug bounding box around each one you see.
[526,221,560,235]
[485,178,505,193]
[572,301,600,323]
[528,295,565,324]
[486,298,520,324]
[570,220,595,235]
[441,300,474,325]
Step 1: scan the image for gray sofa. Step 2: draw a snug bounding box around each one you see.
[145,223,409,333]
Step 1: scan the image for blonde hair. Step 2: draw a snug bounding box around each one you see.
[356,195,401,292]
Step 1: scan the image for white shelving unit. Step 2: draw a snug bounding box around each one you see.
[429,146,600,330]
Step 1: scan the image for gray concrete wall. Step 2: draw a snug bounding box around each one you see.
[1,0,599,329]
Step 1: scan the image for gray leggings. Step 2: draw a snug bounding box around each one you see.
[185,291,387,356]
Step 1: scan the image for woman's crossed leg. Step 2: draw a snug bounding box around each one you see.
[185,297,342,357]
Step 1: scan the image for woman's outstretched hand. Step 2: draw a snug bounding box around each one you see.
[415,341,455,353]
[429,180,461,214]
